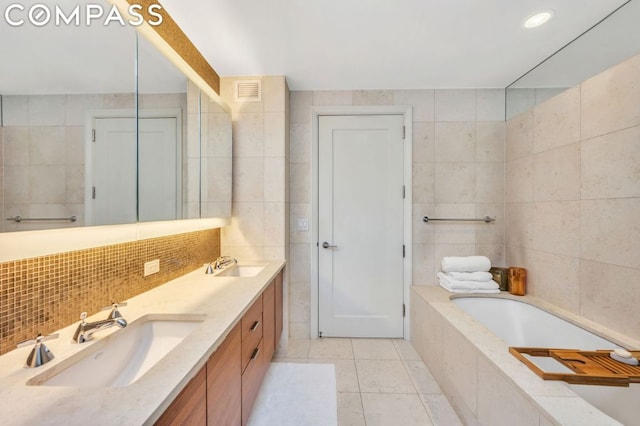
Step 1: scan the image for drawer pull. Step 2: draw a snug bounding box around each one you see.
[250,347,260,360]
[250,320,260,331]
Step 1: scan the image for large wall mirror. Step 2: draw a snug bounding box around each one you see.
[506,0,640,119]
[0,0,232,233]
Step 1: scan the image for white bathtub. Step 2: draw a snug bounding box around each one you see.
[410,287,640,426]
[453,297,638,426]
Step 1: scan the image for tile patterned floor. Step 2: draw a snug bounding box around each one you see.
[274,338,462,426]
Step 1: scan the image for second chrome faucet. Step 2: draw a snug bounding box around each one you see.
[72,303,128,344]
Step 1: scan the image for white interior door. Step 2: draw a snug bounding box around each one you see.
[318,114,405,338]
[91,116,179,226]
[138,117,179,222]
[93,117,137,226]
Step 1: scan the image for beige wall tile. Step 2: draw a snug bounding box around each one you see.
[412,243,436,285]
[412,162,434,204]
[533,143,580,201]
[264,157,285,202]
[476,163,504,203]
[505,157,533,203]
[290,123,311,163]
[289,242,311,283]
[29,127,66,165]
[2,95,28,126]
[3,127,29,165]
[290,91,312,124]
[581,53,640,140]
[433,203,476,245]
[435,89,476,122]
[65,126,85,165]
[264,202,285,246]
[353,90,394,105]
[394,90,435,122]
[476,89,505,121]
[434,163,475,203]
[289,203,312,243]
[233,157,264,202]
[30,165,65,203]
[581,125,640,199]
[580,260,640,341]
[505,202,534,248]
[263,76,286,112]
[413,122,435,163]
[264,112,286,157]
[28,95,66,126]
[475,203,504,245]
[527,250,580,314]
[476,122,505,163]
[65,95,103,126]
[413,203,435,244]
[312,90,353,106]
[581,198,640,270]
[532,201,580,257]
[435,122,476,162]
[290,162,311,203]
[232,112,264,157]
[505,109,533,161]
[222,202,264,247]
[533,86,580,153]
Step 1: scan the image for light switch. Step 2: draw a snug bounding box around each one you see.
[296,218,309,232]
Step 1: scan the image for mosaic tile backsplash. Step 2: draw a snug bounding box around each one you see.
[0,228,220,355]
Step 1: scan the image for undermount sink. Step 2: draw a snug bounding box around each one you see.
[215,265,265,277]
[28,313,206,388]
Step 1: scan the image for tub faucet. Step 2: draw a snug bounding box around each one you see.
[72,311,127,344]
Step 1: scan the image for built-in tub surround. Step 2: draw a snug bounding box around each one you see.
[505,53,640,341]
[411,286,640,426]
[0,228,220,356]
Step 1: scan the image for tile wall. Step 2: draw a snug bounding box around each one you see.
[218,77,290,262]
[505,53,640,341]
[1,92,188,232]
[0,228,220,356]
[288,89,506,338]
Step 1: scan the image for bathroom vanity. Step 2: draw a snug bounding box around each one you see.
[0,260,285,426]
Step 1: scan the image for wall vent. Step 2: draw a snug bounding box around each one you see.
[234,80,262,102]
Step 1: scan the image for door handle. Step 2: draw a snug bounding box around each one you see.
[322,242,338,249]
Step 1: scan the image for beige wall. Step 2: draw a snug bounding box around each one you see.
[219,76,290,262]
[505,53,640,341]
[288,89,506,338]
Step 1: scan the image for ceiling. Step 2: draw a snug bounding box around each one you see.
[158,0,631,90]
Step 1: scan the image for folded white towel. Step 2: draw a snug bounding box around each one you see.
[446,271,493,282]
[441,256,491,273]
[438,279,500,294]
[437,272,499,291]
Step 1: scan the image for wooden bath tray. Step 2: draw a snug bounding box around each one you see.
[509,347,640,387]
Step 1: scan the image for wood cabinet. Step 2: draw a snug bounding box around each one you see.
[155,367,207,426]
[156,267,285,426]
[207,323,241,426]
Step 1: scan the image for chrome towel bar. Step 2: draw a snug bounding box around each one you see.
[7,215,77,223]
[423,216,495,223]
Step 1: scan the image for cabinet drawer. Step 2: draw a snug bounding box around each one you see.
[241,338,264,426]
[241,296,263,373]
[155,367,207,426]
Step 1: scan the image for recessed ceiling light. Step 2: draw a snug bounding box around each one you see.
[523,10,554,29]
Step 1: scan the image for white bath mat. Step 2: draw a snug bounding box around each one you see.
[248,362,337,426]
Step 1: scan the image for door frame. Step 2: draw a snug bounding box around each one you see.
[84,108,183,226]
[310,106,413,339]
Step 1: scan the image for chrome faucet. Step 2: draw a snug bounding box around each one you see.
[213,256,237,270]
[72,309,127,344]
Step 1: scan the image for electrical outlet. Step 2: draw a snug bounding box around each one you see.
[144,259,160,277]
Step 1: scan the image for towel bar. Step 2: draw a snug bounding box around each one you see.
[7,215,77,223]
[423,216,495,223]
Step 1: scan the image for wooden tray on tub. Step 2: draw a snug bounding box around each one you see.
[509,347,640,387]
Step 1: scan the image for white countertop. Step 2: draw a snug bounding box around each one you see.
[0,260,285,426]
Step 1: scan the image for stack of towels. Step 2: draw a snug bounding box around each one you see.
[437,256,500,294]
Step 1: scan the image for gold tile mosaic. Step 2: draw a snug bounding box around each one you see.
[0,228,220,356]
